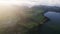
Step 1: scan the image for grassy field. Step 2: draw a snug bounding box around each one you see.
[0,6,48,34]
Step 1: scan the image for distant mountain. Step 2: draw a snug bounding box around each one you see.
[31,5,60,12]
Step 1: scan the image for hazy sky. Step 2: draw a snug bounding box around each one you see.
[0,0,60,7]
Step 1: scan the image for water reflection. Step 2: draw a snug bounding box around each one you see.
[40,11,60,34]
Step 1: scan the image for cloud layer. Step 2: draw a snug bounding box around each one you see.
[0,0,60,7]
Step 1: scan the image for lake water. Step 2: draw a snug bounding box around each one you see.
[40,11,60,34]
